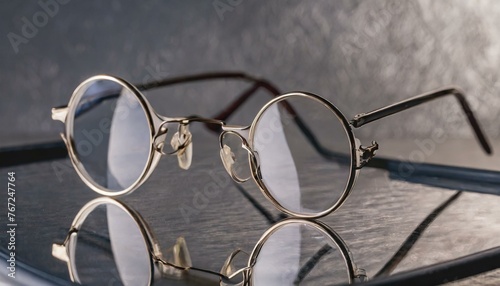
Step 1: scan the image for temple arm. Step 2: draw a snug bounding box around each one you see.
[135,71,282,131]
[361,245,500,286]
[350,87,492,154]
[136,71,280,96]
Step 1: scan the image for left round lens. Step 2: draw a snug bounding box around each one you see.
[250,221,351,285]
[71,78,151,192]
[74,203,151,286]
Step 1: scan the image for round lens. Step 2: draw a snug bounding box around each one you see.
[73,203,151,286]
[250,221,351,285]
[71,78,151,192]
[251,94,353,216]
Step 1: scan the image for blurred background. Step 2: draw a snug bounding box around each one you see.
[1,0,500,151]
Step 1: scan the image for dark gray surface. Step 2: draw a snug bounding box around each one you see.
[1,132,500,285]
[1,0,500,147]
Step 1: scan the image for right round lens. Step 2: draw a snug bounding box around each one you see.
[251,94,354,217]
[73,203,151,286]
[70,77,152,193]
[249,220,352,285]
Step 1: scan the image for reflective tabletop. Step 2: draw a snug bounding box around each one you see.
[1,131,499,285]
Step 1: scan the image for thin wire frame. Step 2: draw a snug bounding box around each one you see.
[52,72,493,218]
[246,218,360,285]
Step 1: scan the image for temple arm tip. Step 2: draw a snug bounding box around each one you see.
[483,143,493,155]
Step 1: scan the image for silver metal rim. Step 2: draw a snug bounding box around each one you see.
[247,92,358,218]
[64,75,157,196]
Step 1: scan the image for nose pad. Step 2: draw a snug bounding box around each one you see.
[220,249,249,286]
[170,124,193,170]
[220,144,236,178]
[219,131,254,183]
[220,144,250,183]
[164,237,192,268]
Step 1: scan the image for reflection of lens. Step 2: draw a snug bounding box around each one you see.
[250,220,351,285]
[72,78,151,192]
[73,203,151,286]
[251,94,352,216]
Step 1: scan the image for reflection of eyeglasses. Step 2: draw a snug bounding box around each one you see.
[52,197,240,286]
[221,219,367,285]
[51,72,492,218]
[52,198,365,285]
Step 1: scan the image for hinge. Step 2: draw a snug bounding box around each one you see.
[357,141,378,169]
[354,268,368,282]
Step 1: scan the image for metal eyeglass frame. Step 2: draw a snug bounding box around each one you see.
[52,197,242,285]
[51,71,493,218]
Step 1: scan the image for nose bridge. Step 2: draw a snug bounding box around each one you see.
[219,130,256,183]
[221,125,250,142]
[154,116,231,171]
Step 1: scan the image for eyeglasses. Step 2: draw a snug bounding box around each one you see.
[52,71,492,218]
[53,197,365,285]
